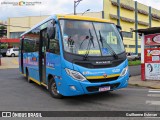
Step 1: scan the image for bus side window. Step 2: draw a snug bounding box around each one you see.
[47,20,60,54]
[49,39,60,54]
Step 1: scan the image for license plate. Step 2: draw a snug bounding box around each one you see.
[99,86,110,92]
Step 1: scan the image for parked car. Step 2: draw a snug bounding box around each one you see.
[0,48,8,57]
[126,52,140,61]
[6,48,19,57]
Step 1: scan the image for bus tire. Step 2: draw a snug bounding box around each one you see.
[26,68,32,83]
[48,78,63,99]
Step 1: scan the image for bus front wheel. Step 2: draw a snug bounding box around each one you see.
[48,78,63,99]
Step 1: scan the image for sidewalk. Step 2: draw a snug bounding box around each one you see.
[129,75,160,89]
[0,57,19,69]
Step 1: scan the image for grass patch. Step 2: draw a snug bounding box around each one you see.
[129,60,141,66]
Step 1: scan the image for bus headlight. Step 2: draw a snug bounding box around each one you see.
[65,68,86,81]
[120,66,128,77]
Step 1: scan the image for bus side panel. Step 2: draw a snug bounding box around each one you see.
[46,52,62,85]
[23,52,40,82]
[28,67,40,83]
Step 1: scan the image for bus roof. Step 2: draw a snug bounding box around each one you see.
[57,14,112,23]
[21,14,113,37]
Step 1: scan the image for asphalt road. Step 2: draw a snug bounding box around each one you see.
[0,68,159,120]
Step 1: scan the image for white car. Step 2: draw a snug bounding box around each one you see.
[6,48,19,57]
[126,52,140,61]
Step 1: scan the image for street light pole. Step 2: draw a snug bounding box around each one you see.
[74,0,82,15]
[82,9,90,16]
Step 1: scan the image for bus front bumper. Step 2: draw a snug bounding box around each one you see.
[58,72,129,96]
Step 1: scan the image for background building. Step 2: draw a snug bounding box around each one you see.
[7,16,49,39]
[7,12,103,39]
[7,0,160,53]
[0,20,2,24]
[104,0,160,53]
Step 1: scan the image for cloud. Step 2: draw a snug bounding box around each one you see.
[0,0,103,20]
[134,0,160,9]
[0,0,160,21]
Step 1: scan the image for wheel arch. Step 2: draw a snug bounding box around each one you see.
[47,74,54,84]
[25,67,28,75]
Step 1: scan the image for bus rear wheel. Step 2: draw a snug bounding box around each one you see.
[48,78,63,99]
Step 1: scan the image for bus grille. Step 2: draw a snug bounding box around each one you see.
[86,83,120,92]
[74,59,125,69]
[87,76,119,83]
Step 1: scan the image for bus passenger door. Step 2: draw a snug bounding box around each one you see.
[46,20,62,81]
[39,29,47,84]
[20,38,24,73]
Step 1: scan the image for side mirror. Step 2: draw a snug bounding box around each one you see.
[116,25,123,40]
[47,19,56,39]
[52,19,56,26]
[116,25,122,31]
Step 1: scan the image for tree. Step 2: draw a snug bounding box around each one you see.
[0,25,6,30]
[0,25,7,37]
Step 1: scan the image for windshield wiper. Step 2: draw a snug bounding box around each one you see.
[79,36,89,49]
[83,29,94,60]
[99,30,118,59]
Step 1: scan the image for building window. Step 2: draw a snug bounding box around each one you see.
[122,31,133,38]
[128,45,141,48]
[124,44,127,48]
[129,45,135,48]
[10,32,23,38]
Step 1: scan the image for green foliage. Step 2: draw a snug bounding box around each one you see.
[0,43,8,49]
[129,60,141,66]
[0,25,7,37]
[0,25,6,30]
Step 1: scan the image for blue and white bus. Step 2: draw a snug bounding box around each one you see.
[19,15,129,98]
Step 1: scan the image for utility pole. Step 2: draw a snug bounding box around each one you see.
[117,0,120,26]
[135,1,138,54]
[74,0,82,15]
[149,6,152,28]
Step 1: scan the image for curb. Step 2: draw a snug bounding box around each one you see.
[129,83,160,89]
[0,67,19,69]
[129,75,160,89]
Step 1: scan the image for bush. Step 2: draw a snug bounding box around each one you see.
[129,60,141,66]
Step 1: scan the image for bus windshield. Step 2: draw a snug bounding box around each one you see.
[60,19,125,56]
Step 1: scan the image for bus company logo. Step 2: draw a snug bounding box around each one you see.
[112,68,120,73]
[96,61,111,64]
[103,74,107,78]
[83,71,106,75]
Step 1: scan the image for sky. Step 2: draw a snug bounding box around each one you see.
[0,0,160,21]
